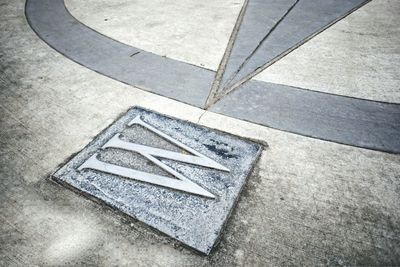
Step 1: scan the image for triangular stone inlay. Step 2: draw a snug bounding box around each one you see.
[210,0,369,104]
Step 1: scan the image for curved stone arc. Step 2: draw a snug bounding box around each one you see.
[210,80,400,154]
[25,0,215,107]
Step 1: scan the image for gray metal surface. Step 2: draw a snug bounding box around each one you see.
[215,0,368,95]
[210,80,400,154]
[25,0,214,107]
[53,107,262,254]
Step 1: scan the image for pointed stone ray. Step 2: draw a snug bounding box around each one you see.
[226,0,370,91]
[210,0,369,105]
[219,0,299,90]
[206,0,298,106]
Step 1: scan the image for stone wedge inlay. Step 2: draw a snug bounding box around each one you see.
[213,0,369,98]
[214,0,298,96]
[25,0,214,107]
[53,107,262,254]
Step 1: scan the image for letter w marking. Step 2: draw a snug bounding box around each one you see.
[78,116,229,198]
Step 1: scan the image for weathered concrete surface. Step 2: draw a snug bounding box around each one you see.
[65,0,244,71]
[256,0,400,103]
[1,0,400,266]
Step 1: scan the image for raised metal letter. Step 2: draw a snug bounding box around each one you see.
[78,116,229,198]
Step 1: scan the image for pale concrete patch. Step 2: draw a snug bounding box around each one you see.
[255,0,400,103]
[65,0,244,70]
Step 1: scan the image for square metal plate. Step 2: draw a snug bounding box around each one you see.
[53,107,262,254]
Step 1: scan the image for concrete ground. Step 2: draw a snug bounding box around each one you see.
[1,0,399,266]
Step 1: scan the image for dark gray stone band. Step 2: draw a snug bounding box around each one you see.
[25,0,400,154]
[211,80,400,154]
[25,0,214,107]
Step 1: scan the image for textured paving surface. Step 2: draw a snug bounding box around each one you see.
[25,0,400,153]
[1,0,400,265]
[53,107,261,254]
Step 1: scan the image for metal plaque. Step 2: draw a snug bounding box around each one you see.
[53,107,262,254]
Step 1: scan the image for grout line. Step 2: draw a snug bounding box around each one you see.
[204,0,250,109]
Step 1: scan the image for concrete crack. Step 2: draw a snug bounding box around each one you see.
[130,51,140,57]
[197,110,207,124]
